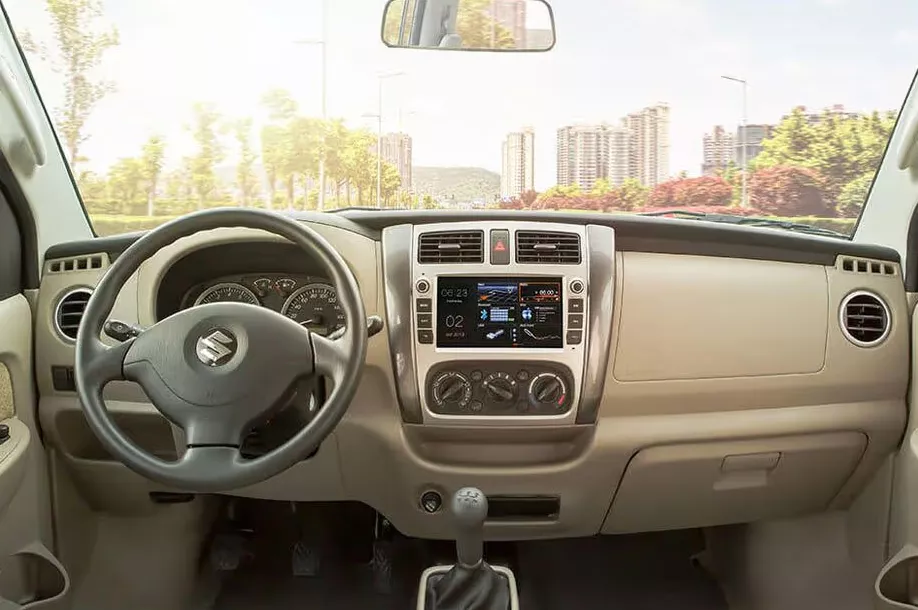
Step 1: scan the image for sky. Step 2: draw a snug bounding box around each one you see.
[4,0,918,191]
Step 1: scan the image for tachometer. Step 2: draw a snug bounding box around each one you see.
[281,283,346,336]
[193,282,260,306]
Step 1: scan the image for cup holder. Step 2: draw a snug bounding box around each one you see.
[876,545,918,609]
[0,543,69,609]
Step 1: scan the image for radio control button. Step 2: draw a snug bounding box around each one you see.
[417,330,433,344]
[416,298,432,312]
[417,313,432,328]
[568,315,583,329]
[569,279,585,294]
[470,370,483,382]
[568,298,584,313]
[566,330,583,345]
[416,278,431,294]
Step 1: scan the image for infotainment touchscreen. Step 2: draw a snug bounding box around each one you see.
[436,277,564,348]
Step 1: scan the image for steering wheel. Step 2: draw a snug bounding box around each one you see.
[74,209,368,492]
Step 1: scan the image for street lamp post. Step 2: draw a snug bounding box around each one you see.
[721,75,748,208]
[375,72,405,208]
[295,2,328,210]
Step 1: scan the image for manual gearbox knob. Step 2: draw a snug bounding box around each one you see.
[452,487,488,568]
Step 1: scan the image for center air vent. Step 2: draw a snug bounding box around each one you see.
[418,231,484,264]
[55,288,92,341]
[840,291,890,347]
[516,231,581,264]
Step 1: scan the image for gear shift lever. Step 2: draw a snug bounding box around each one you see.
[452,487,487,568]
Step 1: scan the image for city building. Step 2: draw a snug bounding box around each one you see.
[734,124,774,166]
[557,124,610,191]
[626,103,670,188]
[783,104,861,126]
[702,125,735,176]
[377,132,413,191]
[490,0,527,47]
[501,128,535,198]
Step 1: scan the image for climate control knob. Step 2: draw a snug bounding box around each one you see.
[528,373,568,411]
[431,372,472,410]
[482,372,517,404]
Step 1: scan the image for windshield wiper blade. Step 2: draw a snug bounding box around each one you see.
[639,210,849,239]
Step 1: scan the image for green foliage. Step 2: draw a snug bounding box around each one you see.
[233,119,258,208]
[413,167,499,201]
[457,0,516,49]
[140,136,165,216]
[188,103,225,209]
[753,106,895,207]
[107,157,144,212]
[22,0,120,167]
[837,173,874,218]
[618,178,649,211]
[591,178,612,196]
[748,166,829,217]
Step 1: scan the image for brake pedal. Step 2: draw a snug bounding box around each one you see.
[292,540,321,576]
[209,532,252,572]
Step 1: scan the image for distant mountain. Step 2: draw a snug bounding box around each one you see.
[413,167,500,201]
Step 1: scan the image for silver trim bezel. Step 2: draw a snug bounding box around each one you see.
[53,287,94,343]
[839,289,892,348]
[412,221,590,426]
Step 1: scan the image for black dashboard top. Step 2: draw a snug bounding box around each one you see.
[46,209,900,268]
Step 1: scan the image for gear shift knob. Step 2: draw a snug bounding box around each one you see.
[452,487,488,568]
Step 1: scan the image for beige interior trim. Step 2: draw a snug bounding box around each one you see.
[0,418,29,517]
[0,364,13,421]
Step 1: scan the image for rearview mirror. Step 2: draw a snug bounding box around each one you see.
[382,0,556,52]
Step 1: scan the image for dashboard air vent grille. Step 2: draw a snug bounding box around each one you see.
[840,291,890,347]
[516,231,581,264]
[840,257,897,276]
[418,231,484,264]
[48,255,104,274]
[55,289,92,341]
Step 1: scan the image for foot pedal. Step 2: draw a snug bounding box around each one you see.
[209,532,251,572]
[292,540,321,577]
[369,513,394,594]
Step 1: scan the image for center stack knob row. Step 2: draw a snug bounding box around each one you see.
[430,368,570,414]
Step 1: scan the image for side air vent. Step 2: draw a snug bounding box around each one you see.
[840,291,890,347]
[47,255,104,274]
[516,231,581,264]
[418,231,484,264]
[55,288,92,341]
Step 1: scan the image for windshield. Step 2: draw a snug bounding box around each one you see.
[4,0,914,237]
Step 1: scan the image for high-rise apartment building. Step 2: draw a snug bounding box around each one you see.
[557,111,667,191]
[557,124,613,191]
[378,132,413,191]
[626,103,670,188]
[702,125,735,176]
[491,0,527,47]
[734,124,774,167]
[501,128,535,198]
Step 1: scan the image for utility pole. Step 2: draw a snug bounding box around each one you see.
[721,75,748,208]
[294,10,328,209]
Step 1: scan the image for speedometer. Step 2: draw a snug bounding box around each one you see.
[281,283,346,336]
[194,282,260,306]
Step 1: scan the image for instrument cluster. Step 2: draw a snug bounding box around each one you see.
[181,274,345,337]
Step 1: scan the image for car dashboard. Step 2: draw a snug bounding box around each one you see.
[32,211,909,540]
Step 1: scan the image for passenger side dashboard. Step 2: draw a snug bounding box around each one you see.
[31,212,909,540]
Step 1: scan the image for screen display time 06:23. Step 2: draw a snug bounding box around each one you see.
[436,277,564,348]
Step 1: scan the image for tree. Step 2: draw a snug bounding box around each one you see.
[76,170,107,210]
[456,0,517,49]
[260,125,286,209]
[188,103,224,209]
[260,89,299,208]
[23,0,119,167]
[233,119,259,207]
[323,119,351,205]
[341,130,377,204]
[140,136,165,216]
[647,176,733,208]
[748,166,829,217]
[380,161,402,206]
[289,117,325,207]
[165,165,193,204]
[837,173,874,218]
[519,189,538,208]
[618,178,649,210]
[591,178,612,196]
[107,157,143,213]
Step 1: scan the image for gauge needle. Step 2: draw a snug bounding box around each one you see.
[298,318,319,326]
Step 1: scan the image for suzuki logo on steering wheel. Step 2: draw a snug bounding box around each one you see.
[195,329,237,367]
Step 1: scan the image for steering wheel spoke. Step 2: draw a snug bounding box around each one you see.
[182,406,251,448]
[79,337,133,387]
[311,332,350,381]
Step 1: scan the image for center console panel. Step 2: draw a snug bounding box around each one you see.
[381,221,616,427]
